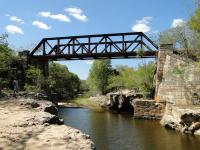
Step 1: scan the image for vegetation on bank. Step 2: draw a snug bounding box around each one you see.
[87,60,155,98]
[67,97,102,110]
[25,63,81,99]
[0,34,18,92]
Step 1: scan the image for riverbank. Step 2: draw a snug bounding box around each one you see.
[59,97,103,111]
[0,97,95,150]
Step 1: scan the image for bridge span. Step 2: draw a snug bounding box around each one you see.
[30,32,158,61]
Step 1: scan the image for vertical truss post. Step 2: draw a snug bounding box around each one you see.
[122,34,125,52]
[68,44,70,55]
[43,40,46,55]
[72,38,75,54]
[140,34,143,50]
[105,36,107,53]
[88,37,91,53]
[57,39,60,54]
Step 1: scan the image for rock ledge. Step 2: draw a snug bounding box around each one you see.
[0,98,95,150]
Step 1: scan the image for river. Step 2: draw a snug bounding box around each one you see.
[58,108,200,150]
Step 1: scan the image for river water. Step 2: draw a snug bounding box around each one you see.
[58,108,200,150]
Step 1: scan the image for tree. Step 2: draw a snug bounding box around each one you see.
[79,80,89,93]
[0,34,18,91]
[134,62,155,98]
[189,9,200,34]
[108,62,155,98]
[108,66,137,90]
[47,62,80,99]
[87,59,112,95]
[24,65,44,92]
[158,24,199,56]
[188,9,200,57]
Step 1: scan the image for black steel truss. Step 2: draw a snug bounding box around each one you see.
[30,32,158,60]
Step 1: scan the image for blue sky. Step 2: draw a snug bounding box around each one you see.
[0,0,196,79]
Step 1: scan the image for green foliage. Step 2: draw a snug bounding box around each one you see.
[0,34,18,90]
[25,65,44,92]
[87,59,112,95]
[109,62,155,98]
[189,9,200,34]
[24,84,41,93]
[87,59,155,98]
[79,80,89,93]
[47,62,81,99]
[24,63,81,99]
[188,9,200,62]
[135,62,155,98]
[108,66,136,90]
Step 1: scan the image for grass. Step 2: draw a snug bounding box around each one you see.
[66,97,103,110]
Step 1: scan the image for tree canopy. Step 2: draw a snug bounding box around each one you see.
[108,62,155,98]
[0,34,18,91]
[87,59,112,95]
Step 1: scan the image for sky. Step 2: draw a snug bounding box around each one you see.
[0,0,197,79]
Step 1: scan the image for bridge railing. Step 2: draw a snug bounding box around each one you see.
[30,32,158,60]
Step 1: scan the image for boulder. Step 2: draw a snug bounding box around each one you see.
[43,104,58,115]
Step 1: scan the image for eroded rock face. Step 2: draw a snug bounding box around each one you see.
[103,93,135,112]
[100,90,142,112]
[161,104,200,135]
[0,98,95,150]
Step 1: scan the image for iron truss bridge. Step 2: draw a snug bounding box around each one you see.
[30,32,158,61]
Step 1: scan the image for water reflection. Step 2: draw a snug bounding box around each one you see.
[58,108,200,150]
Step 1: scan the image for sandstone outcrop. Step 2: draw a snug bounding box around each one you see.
[0,98,95,150]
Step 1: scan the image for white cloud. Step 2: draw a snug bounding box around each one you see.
[86,60,94,65]
[132,24,150,33]
[171,19,185,28]
[65,7,88,22]
[32,21,51,30]
[39,11,51,17]
[10,16,24,24]
[50,14,71,22]
[132,16,152,33]
[5,25,24,34]
[137,16,152,24]
[38,11,71,22]
[65,7,83,14]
